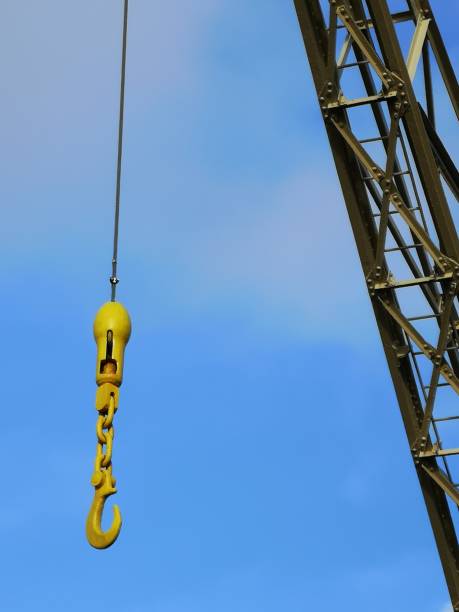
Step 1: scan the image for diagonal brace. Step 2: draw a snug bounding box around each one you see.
[406,15,431,81]
[421,463,459,507]
[378,296,459,394]
[334,2,404,91]
[331,116,451,272]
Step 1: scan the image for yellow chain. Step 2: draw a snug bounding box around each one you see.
[86,380,122,550]
[93,375,117,481]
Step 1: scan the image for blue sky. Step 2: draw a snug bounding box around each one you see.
[1,2,459,611]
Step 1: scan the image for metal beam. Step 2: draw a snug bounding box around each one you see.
[406,15,431,81]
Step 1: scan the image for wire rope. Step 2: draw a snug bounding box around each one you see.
[110,0,129,301]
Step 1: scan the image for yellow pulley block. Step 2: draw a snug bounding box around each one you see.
[86,301,131,549]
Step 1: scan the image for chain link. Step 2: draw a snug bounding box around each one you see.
[92,382,119,485]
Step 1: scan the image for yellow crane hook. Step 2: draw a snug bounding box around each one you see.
[86,302,131,550]
[86,466,122,549]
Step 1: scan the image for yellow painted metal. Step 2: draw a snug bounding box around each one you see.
[94,301,131,386]
[86,302,131,549]
[86,463,121,549]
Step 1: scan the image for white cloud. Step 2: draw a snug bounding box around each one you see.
[0,1,219,178]
[126,166,375,342]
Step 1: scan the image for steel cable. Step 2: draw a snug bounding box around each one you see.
[110,0,129,301]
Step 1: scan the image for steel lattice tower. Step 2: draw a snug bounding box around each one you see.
[294,0,459,606]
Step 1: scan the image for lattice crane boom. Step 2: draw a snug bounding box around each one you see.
[294,0,459,606]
